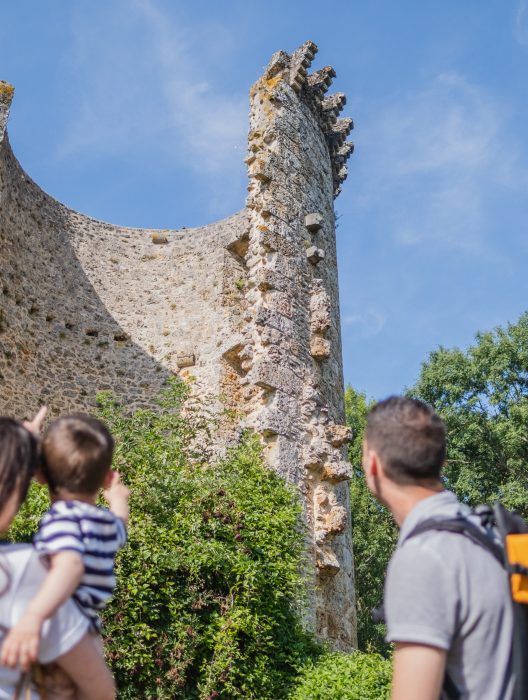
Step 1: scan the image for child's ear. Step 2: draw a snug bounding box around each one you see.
[102,471,114,489]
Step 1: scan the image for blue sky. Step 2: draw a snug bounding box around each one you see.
[1,0,527,400]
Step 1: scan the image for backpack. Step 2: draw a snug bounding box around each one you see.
[404,503,528,700]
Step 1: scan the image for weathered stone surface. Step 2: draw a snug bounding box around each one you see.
[305,212,323,232]
[310,336,331,359]
[306,246,325,264]
[176,353,195,369]
[321,460,353,483]
[0,41,356,651]
[151,231,168,244]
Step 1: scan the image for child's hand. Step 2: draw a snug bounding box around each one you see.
[1,613,42,670]
[103,471,130,524]
[23,406,47,436]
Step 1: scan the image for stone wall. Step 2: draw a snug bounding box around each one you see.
[0,42,356,649]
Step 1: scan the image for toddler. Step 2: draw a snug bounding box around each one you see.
[1,414,129,671]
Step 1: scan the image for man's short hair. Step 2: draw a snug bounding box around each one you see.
[41,415,114,495]
[365,396,446,485]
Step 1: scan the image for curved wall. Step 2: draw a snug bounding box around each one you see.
[0,42,356,649]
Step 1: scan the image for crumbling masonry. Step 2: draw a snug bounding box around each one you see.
[0,42,356,649]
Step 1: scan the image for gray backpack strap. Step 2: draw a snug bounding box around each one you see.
[406,516,507,700]
[407,517,504,565]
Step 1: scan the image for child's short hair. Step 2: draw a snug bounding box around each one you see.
[41,415,114,495]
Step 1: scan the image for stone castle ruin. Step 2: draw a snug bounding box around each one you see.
[0,41,356,649]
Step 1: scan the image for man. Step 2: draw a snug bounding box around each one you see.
[362,396,514,700]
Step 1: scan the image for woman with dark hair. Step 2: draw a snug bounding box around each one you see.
[0,413,115,700]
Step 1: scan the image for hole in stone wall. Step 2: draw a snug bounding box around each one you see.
[222,344,247,377]
[227,233,249,264]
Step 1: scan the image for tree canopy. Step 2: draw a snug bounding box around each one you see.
[347,311,528,654]
[411,311,528,518]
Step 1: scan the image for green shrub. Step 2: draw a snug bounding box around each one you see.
[96,379,317,699]
[291,651,392,700]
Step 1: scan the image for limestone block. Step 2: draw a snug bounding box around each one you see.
[289,42,317,92]
[264,50,289,80]
[176,353,195,369]
[255,306,294,336]
[321,460,352,483]
[256,392,299,437]
[250,358,300,395]
[305,213,323,232]
[311,336,331,360]
[249,159,272,183]
[255,267,288,292]
[307,66,336,98]
[325,423,352,447]
[321,93,346,122]
[323,504,348,535]
[327,118,354,149]
[335,141,354,163]
[258,228,295,256]
[151,232,168,244]
[304,438,330,470]
[306,246,325,265]
[310,308,331,335]
[316,545,340,576]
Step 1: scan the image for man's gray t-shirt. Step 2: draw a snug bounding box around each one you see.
[385,491,514,700]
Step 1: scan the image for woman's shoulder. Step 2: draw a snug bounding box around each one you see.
[0,543,39,566]
[0,544,45,600]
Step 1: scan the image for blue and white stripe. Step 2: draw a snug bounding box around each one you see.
[34,500,127,629]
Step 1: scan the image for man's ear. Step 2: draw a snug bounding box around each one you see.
[364,447,380,478]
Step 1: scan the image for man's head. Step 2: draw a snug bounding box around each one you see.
[41,415,114,496]
[363,396,446,493]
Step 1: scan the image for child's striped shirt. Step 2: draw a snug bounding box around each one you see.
[34,500,127,630]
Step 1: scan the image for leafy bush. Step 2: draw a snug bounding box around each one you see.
[291,651,391,700]
[96,380,318,699]
[10,380,320,698]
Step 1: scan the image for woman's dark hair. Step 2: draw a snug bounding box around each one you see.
[0,418,39,513]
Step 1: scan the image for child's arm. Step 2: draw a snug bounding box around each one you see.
[103,471,130,526]
[0,551,84,670]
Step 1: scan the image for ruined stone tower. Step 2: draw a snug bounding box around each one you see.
[0,42,356,648]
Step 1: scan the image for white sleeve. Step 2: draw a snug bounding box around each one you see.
[9,549,89,664]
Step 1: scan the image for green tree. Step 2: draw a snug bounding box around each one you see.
[345,387,397,655]
[411,312,528,518]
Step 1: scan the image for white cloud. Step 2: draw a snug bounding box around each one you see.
[353,72,526,253]
[57,0,247,178]
[343,308,386,338]
[515,0,528,45]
